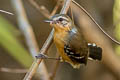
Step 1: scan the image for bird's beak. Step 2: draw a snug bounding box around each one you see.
[44,20,53,23]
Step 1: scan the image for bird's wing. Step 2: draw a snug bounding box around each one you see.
[64,27,89,64]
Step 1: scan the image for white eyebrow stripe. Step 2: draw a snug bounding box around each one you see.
[55,16,69,21]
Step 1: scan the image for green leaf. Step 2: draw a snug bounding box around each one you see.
[113,0,120,55]
[0,15,33,68]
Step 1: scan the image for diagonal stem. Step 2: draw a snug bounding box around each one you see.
[23,0,72,79]
[11,0,49,80]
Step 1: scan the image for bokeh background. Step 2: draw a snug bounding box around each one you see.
[0,0,120,80]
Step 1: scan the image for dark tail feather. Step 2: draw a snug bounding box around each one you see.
[88,43,102,60]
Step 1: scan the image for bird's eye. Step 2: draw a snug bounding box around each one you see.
[59,18,63,21]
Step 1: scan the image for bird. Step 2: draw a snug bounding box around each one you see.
[45,14,102,68]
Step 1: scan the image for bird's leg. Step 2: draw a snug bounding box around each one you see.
[35,54,61,61]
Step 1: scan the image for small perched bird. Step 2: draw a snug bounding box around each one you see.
[45,14,102,68]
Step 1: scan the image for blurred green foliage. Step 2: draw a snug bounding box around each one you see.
[0,15,33,68]
[113,0,120,55]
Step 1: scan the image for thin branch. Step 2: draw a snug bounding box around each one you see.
[50,59,60,80]
[0,67,27,73]
[11,0,49,80]
[71,2,120,80]
[23,0,72,80]
[50,0,61,16]
[60,0,71,14]
[23,29,54,80]
[0,9,14,15]
[11,0,39,57]
[29,0,61,18]
[72,0,120,45]
[36,54,60,80]
[29,0,50,18]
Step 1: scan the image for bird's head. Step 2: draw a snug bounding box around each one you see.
[45,14,73,31]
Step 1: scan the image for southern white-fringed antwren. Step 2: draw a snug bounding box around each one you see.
[45,14,102,68]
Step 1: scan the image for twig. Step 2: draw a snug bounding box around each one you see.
[36,54,60,80]
[11,0,39,57]
[50,0,61,16]
[50,59,60,80]
[23,29,54,80]
[29,0,50,18]
[0,9,14,15]
[72,0,120,45]
[60,0,71,14]
[23,0,72,80]
[11,0,49,80]
[29,0,61,18]
[0,67,27,73]
[71,2,120,80]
